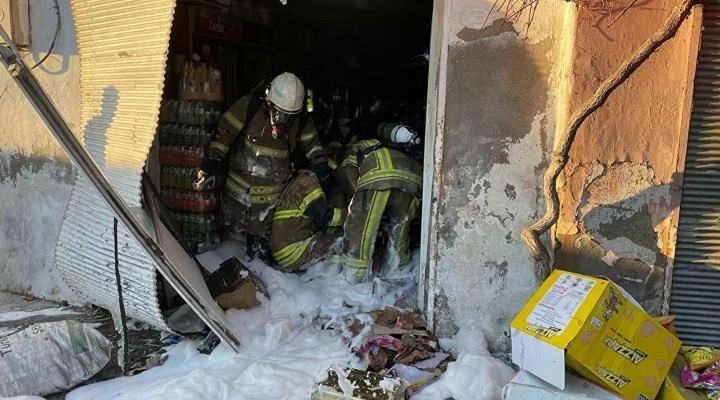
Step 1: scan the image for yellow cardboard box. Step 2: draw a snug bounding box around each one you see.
[657,351,706,400]
[511,270,681,400]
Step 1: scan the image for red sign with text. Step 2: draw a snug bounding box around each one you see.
[198,16,242,42]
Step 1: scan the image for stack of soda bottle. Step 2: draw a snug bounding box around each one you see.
[158,99,223,254]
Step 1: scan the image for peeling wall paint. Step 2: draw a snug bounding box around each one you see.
[425,0,570,351]
[555,1,700,315]
[0,0,80,303]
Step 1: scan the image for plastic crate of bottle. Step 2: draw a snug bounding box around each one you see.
[160,166,196,190]
[159,100,222,125]
[182,230,221,255]
[158,123,216,147]
[159,145,207,168]
[161,188,220,213]
[168,210,221,233]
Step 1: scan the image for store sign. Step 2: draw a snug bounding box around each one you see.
[198,16,241,42]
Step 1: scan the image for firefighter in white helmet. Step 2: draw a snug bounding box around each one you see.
[196,72,330,262]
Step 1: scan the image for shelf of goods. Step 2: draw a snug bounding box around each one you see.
[158,99,223,254]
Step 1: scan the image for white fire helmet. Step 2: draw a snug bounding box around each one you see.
[266,72,305,114]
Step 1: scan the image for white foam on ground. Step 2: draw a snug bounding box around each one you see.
[411,329,515,400]
[67,251,512,400]
[67,255,414,400]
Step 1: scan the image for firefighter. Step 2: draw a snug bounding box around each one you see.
[270,166,345,271]
[195,72,330,262]
[338,124,422,283]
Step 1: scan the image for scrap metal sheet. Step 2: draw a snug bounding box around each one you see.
[54,0,178,329]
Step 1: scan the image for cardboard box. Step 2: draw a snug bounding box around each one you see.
[511,270,681,400]
[204,257,268,310]
[657,352,707,400]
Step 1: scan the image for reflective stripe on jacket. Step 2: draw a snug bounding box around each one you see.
[339,139,422,196]
[206,94,328,205]
[270,171,345,269]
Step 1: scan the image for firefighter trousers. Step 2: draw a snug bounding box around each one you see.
[221,193,275,258]
[274,232,342,272]
[342,189,420,282]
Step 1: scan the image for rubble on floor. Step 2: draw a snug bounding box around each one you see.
[3,249,514,400]
[63,256,422,400]
[311,365,403,400]
[0,292,164,400]
[325,307,453,398]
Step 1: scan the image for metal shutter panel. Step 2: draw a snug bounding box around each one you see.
[670,3,720,347]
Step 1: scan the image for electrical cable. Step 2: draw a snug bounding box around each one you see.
[113,218,130,376]
[30,0,60,69]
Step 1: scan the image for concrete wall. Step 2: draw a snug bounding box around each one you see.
[554,1,701,315]
[0,0,79,302]
[422,0,701,351]
[423,0,571,351]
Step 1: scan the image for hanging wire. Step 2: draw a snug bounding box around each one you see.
[30,0,61,69]
[114,218,130,376]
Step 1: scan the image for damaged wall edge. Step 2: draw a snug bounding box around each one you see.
[419,0,450,331]
[425,0,572,351]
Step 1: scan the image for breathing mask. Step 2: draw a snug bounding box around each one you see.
[269,104,291,139]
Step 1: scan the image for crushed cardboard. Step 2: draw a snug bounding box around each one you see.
[656,315,678,338]
[342,308,440,372]
[204,257,269,310]
[322,308,452,398]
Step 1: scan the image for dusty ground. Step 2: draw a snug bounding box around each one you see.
[0,292,164,400]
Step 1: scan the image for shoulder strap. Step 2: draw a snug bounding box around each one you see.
[245,95,262,126]
[288,110,312,173]
[358,140,424,165]
[223,95,262,168]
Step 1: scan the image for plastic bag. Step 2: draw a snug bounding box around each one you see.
[681,364,720,391]
[0,320,111,397]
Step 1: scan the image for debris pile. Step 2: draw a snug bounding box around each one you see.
[311,365,403,400]
[323,307,453,398]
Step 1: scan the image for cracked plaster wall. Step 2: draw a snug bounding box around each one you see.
[426,0,569,351]
[554,1,700,315]
[0,0,80,303]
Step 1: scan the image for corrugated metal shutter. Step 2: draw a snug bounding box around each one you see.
[670,5,720,347]
[54,0,176,329]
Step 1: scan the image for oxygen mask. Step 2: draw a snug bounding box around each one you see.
[269,106,291,139]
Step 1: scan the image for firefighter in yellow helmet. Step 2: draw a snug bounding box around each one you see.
[195,72,330,262]
[269,165,345,271]
[338,123,422,283]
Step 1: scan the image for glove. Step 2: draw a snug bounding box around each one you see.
[193,153,224,191]
[312,162,333,188]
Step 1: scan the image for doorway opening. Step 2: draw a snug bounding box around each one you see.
[151,0,435,312]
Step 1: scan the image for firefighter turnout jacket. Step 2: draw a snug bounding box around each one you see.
[207,94,328,244]
[270,170,346,271]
